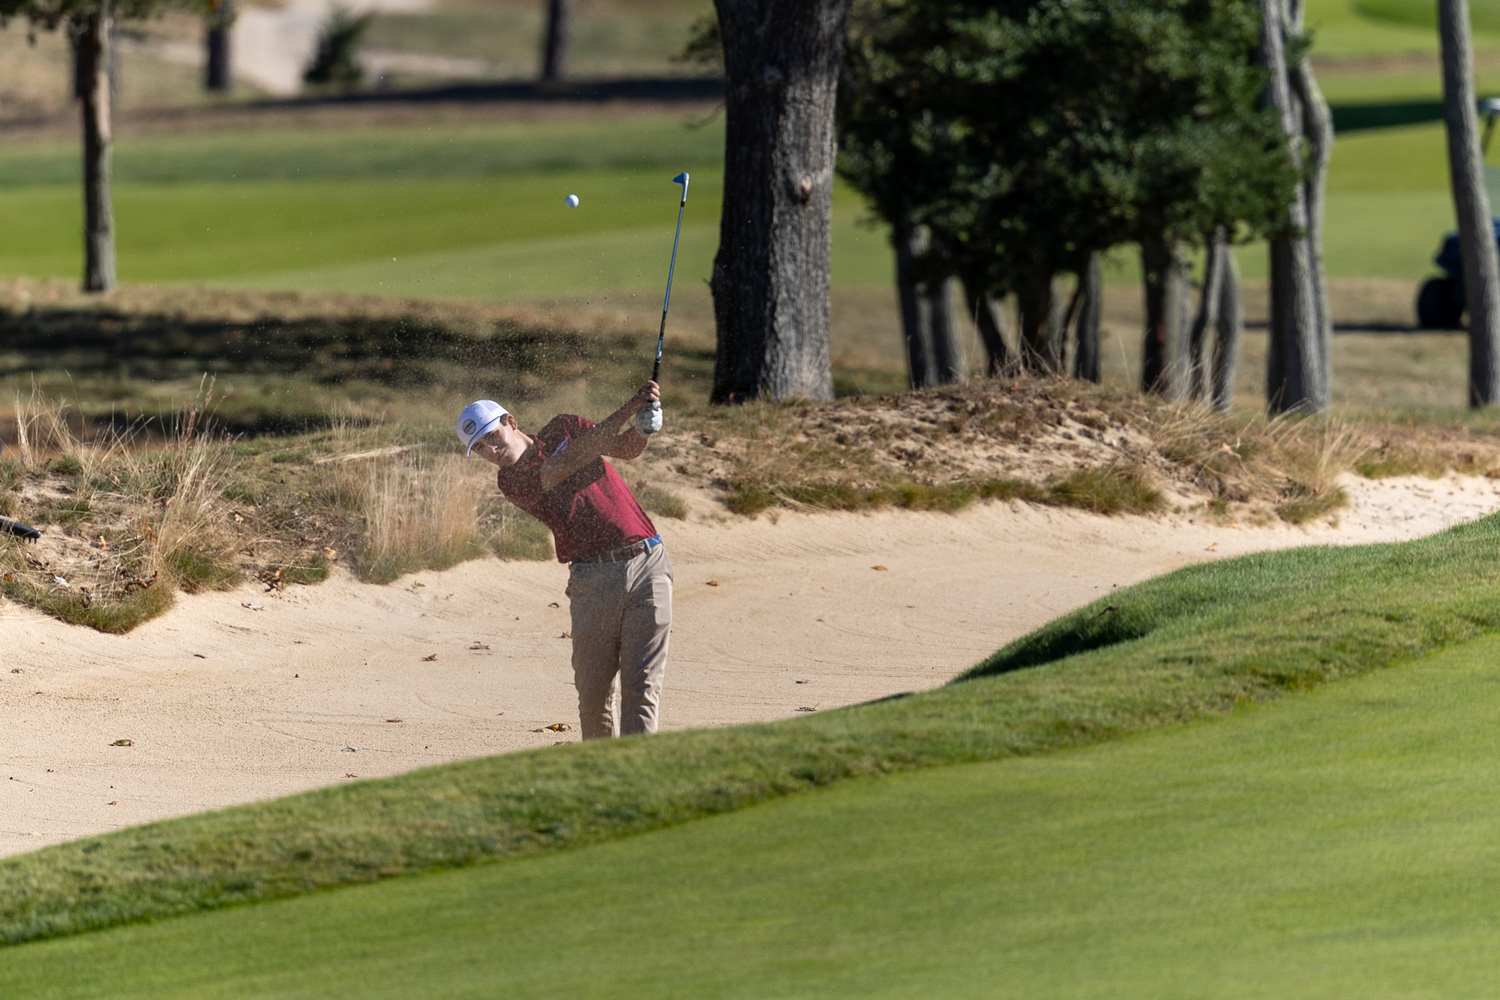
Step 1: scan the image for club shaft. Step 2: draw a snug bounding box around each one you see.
[653,194,688,383]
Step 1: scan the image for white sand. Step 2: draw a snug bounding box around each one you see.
[3,472,1497,857]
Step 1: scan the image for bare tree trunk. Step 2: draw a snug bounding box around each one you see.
[1016,266,1058,374]
[1189,233,1228,400]
[710,0,850,403]
[1211,249,1244,413]
[1072,254,1102,383]
[206,0,234,92]
[929,278,962,383]
[1140,238,1189,396]
[79,8,116,294]
[896,228,935,388]
[1261,0,1326,414]
[1439,0,1500,406]
[1289,0,1334,396]
[540,0,573,83]
[962,279,1009,376]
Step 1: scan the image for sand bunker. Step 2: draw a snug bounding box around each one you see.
[3,472,1497,857]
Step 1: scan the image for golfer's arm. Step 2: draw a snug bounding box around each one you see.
[539,408,636,491]
[604,428,649,461]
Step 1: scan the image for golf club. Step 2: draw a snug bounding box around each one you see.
[652,172,690,385]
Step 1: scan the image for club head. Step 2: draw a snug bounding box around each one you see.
[673,172,690,203]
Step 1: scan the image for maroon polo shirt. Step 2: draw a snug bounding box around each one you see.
[495,414,657,563]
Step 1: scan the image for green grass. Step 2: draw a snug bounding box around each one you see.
[0,116,1456,296]
[10,540,1500,994]
[0,119,728,187]
[6,515,1500,951]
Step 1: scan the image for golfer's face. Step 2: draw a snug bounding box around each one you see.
[475,426,518,468]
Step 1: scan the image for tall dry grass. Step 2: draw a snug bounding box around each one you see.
[0,382,241,630]
[357,454,488,584]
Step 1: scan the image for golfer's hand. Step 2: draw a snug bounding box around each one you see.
[628,382,661,415]
[636,401,663,435]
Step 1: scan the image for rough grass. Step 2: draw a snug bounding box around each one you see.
[5,514,1500,947]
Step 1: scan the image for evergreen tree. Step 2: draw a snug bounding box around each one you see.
[837,0,1298,388]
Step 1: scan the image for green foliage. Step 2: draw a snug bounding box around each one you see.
[635,482,690,520]
[673,11,722,71]
[166,546,241,594]
[0,0,207,29]
[837,0,1300,292]
[6,515,1500,947]
[303,7,372,87]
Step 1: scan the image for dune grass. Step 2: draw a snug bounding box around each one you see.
[5,515,1500,947]
[9,630,1500,997]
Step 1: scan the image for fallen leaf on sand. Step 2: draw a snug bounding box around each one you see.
[9,668,19,674]
[469,642,491,650]
[548,601,560,607]
[796,707,817,713]
[385,718,403,723]
[110,739,133,747]
[342,746,357,753]
[706,580,719,587]
[107,801,118,806]
[345,772,357,778]
[545,723,572,732]
[560,631,571,639]
[1207,542,1219,551]
[872,565,888,571]
[421,653,437,661]
[242,602,264,611]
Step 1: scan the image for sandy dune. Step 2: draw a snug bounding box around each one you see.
[3,473,1498,857]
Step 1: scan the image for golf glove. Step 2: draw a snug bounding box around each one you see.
[636,401,663,435]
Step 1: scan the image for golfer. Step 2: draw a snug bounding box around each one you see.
[458,382,671,740]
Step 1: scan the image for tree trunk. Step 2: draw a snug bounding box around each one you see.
[1211,248,1244,414]
[962,279,1009,376]
[710,0,850,403]
[928,278,962,383]
[1439,0,1500,406]
[1261,0,1326,414]
[895,230,962,388]
[896,228,935,388]
[1071,254,1102,383]
[1289,0,1334,398]
[79,8,116,294]
[206,0,234,92]
[540,0,573,83]
[1016,266,1058,374]
[1189,233,1228,400]
[1140,238,1189,396]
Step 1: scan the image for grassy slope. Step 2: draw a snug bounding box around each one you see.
[5,516,1500,949]
[8,584,1500,995]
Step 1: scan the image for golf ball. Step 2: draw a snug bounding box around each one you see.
[565,194,580,208]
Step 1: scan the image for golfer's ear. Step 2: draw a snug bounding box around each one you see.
[504,414,519,429]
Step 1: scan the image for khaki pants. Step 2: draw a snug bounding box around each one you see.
[565,542,673,739]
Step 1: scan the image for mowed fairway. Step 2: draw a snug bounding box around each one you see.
[0,107,1481,297]
[5,634,1500,997]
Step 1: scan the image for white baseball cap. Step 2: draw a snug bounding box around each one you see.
[456,399,510,455]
